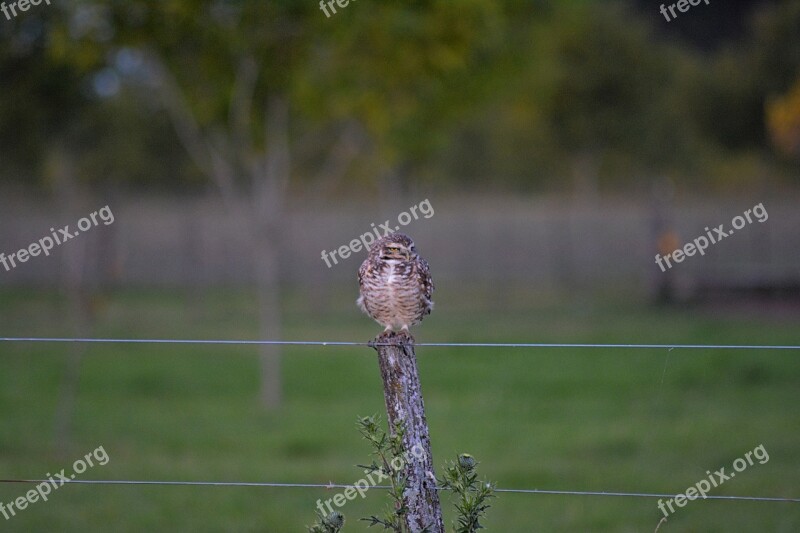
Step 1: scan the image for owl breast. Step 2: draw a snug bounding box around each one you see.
[359,260,427,330]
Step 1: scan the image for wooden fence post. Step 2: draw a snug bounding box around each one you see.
[371,331,445,533]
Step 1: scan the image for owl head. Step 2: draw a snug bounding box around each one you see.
[373,233,417,262]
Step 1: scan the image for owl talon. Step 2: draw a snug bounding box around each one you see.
[369,331,416,351]
[397,331,414,346]
[371,330,392,348]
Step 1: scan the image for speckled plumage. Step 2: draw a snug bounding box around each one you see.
[357,233,434,332]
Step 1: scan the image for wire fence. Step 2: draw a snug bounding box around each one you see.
[1,336,798,508]
[0,479,797,503]
[2,337,800,350]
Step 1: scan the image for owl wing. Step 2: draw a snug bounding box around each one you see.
[358,257,370,288]
[356,258,371,313]
[417,257,434,314]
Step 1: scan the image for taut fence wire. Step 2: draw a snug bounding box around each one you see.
[2,337,800,350]
[1,336,798,507]
[0,479,797,503]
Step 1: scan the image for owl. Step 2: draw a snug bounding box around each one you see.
[357,233,434,333]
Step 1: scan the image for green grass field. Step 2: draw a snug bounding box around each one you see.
[0,286,798,532]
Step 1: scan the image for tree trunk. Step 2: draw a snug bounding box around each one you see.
[48,141,92,457]
[251,95,291,410]
[372,331,444,533]
[252,217,283,410]
[150,51,291,410]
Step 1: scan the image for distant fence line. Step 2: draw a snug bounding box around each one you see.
[0,192,798,292]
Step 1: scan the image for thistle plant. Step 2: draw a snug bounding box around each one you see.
[357,415,409,532]
[438,454,495,533]
[308,510,345,533]
[306,416,496,532]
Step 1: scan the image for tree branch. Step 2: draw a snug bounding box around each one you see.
[144,49,240,208]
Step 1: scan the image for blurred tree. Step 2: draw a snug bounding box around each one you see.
[767,79,800,160]
[749,1,800,96]
[0,6,110,453]
[0,5,200,189]
[296,0,507,192]
[432,0,565,190]
[79,0,322,409]
[752,1,800,166]
[438,1,700,192]
[5,0,799,198]
[632,0,781,52]
[24,0,510,409]
[541,2,704,192]
[676,0,800,184]
[0,5,97,183]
